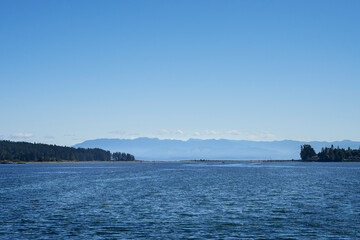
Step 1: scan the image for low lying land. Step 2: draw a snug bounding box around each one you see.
[3,159,359,164]
[2,141,360,164]
[135,159,301,163]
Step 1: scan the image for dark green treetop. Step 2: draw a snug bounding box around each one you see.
[300,144,317,161]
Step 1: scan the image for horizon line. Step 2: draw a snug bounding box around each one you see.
[2,138,359,148]
[76,137,358,143]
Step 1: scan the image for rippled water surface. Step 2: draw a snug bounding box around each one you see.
[1,162,360,239]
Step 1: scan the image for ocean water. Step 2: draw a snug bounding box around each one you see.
[0,162,359,239]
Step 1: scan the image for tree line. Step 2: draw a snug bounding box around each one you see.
[0,140,135,162]
[300,144,360,162]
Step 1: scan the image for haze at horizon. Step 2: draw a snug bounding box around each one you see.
[1,0,360,146]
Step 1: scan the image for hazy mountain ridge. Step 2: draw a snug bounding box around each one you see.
[73,138,360,161]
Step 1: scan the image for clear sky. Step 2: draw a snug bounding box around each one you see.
[1,0,360,146]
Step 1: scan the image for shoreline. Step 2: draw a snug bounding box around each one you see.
[2,159,360,164]
[1,159,299,164]
[0,160,301,164]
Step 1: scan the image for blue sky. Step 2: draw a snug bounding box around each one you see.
[1,0,360,145]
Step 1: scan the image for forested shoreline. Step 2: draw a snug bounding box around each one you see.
[300,144,360,162]
[0,140,135,163]
[2,140,359,163]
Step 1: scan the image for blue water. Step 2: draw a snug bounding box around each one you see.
[1,162,359,239]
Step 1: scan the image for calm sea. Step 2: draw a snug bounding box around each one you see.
[0,162,359,239]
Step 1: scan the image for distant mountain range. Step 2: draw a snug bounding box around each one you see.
[73,138,360,161]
